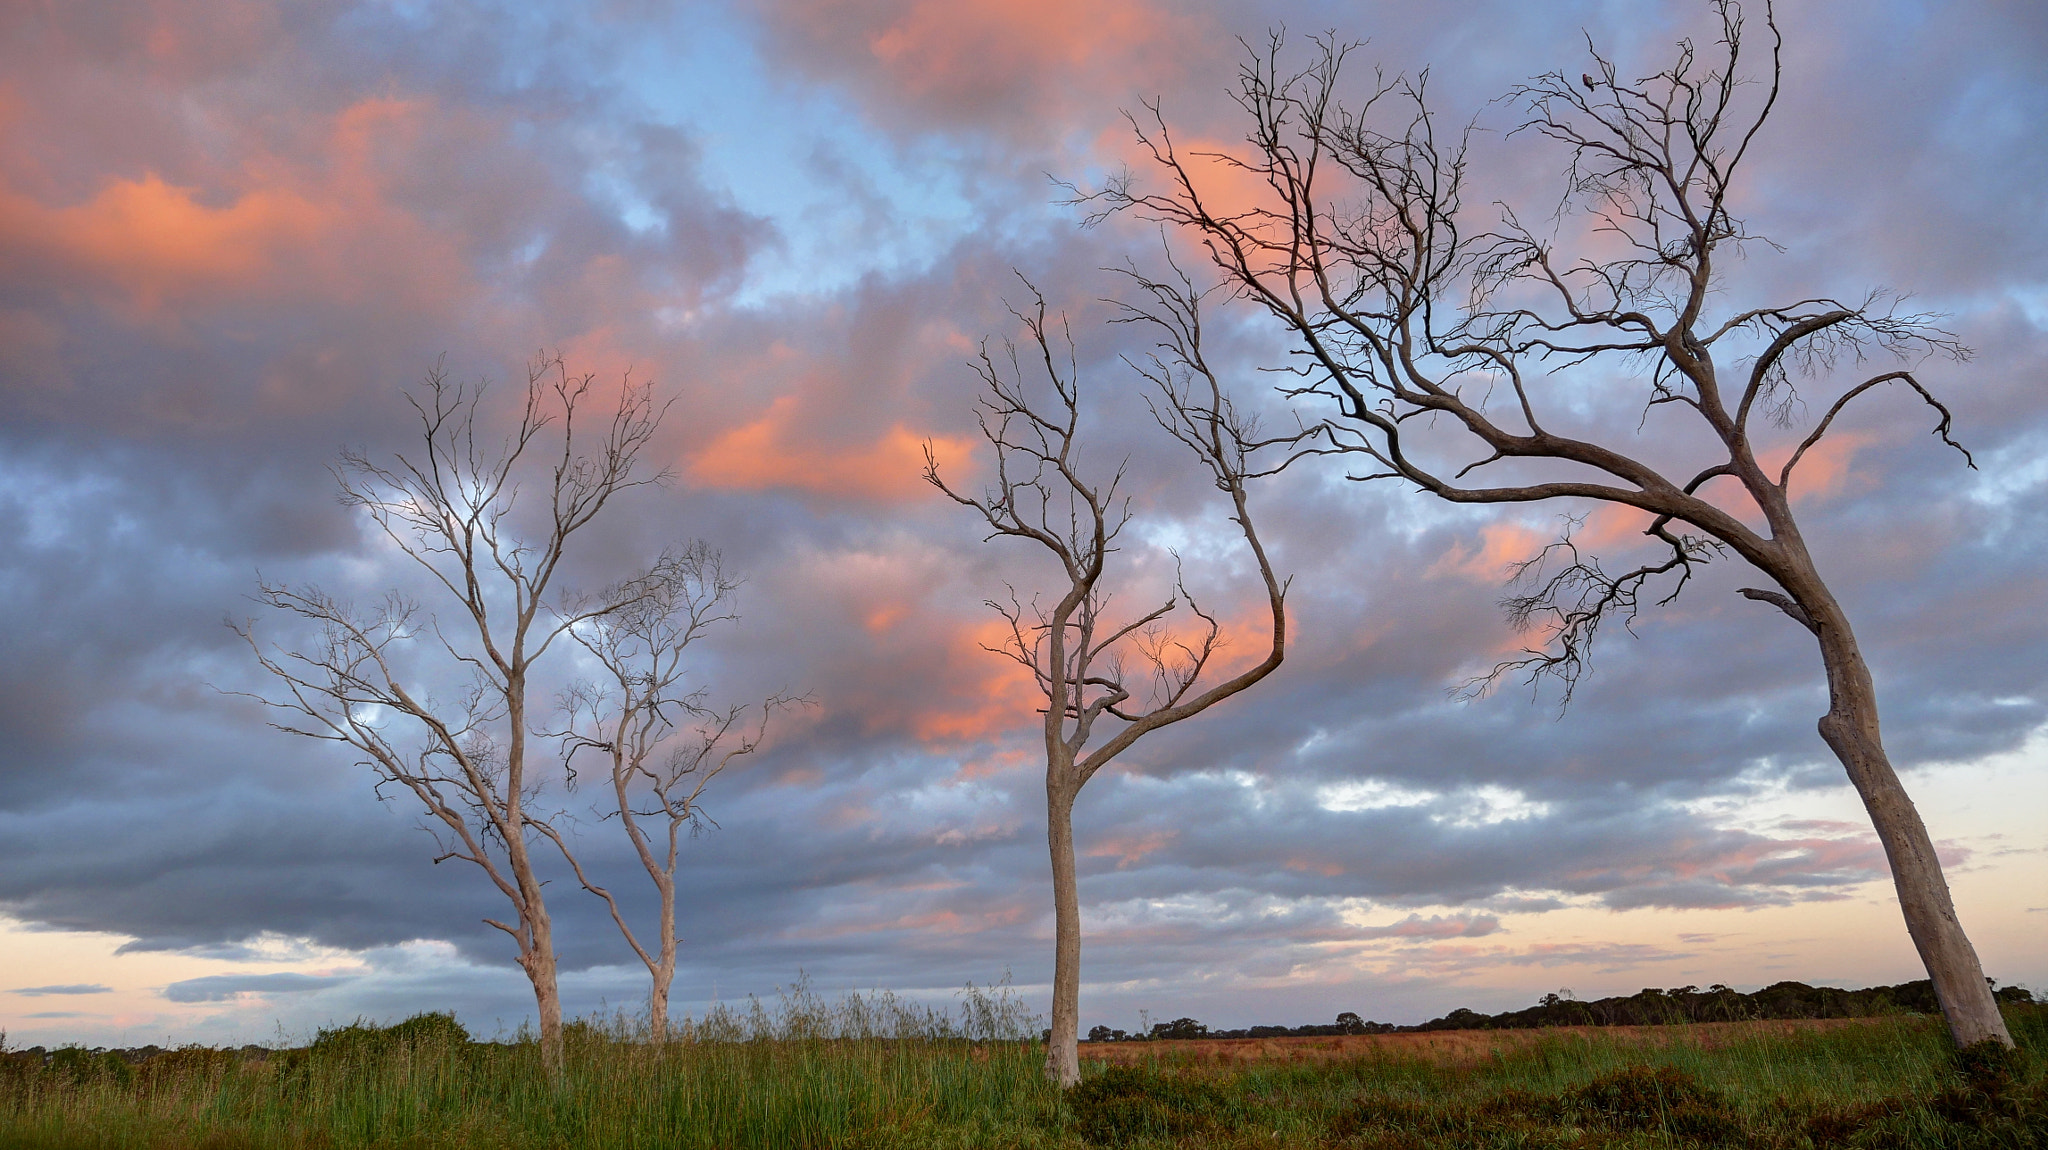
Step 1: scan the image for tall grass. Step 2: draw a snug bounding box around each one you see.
[2,996,2039,1149]
[0,979,1057,1150]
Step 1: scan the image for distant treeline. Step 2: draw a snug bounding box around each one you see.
[1085,979,2039,1042]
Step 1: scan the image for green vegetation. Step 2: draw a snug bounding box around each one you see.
[2,1001,2041,1148]
[1403,980,2042,1034]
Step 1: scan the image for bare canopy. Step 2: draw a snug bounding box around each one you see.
[1086,1,2010,1048]
[237,355,671,1072]
[539,542,800,1041]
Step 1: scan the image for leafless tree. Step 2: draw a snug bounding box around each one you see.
[539,542,798,1041]
[926,277,1291,1085]
[1087,1,2010,1047]
[235,355,669,1073]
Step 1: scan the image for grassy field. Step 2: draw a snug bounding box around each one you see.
[2,1000,2041,1148]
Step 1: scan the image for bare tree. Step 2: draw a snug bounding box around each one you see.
[926,278,1291,1085]
[236,355,669,1073]
[538,542,797,1041]
[1090,1,2010,1046]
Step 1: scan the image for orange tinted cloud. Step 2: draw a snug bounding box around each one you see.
[1560,827,1887,896]
[1189,597,1289,686]
[1427,505,1662,587]
[690,393,976,501]
[908,615,1042,744]
[865,0,1159,88]
[761,0,1209,133]
[1125,134,1285,226]
[906,592,1281,750]
[0,94,483,333]
[1574,504,1655,549]
[786,902,1032,940]
[759,541,1043,749]
[1086,829,1177,868]
[0,172,334,313]
[1761,430,1878,504]
[1426,521,1549,582]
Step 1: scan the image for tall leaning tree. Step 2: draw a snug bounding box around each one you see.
[927,278,1291,1086]
[238,356,670,1073]
[1091,1,2010,1047]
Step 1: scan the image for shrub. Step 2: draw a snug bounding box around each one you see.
[138,1045,243,1094]
[381,1011,470,1049]
[38,1046,136,1089]
[307,1011,469,1060]
[1562,1064,1743,1145]
[1067,1063,1227,1145]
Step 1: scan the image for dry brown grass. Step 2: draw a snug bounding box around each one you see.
[1078,1016,1893,1068]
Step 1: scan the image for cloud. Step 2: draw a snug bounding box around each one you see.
[11,985,111,997]
[0,171,337,314]
[690,394,976,501]
[756,0,1216,140]
[1499,943,1696,971]
[162,973,356,1004]
[1349,914,1501,941]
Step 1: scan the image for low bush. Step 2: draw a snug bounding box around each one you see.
[1562,1064,1744,1145]
[1065,1063,1228,1145]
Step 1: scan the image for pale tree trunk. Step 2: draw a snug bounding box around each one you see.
[1044,784,1083,1088]
[506,688,567,1071]
[523,926,564,1073]
[517,863,566,1073]
[1789,578,2012,1047]
[1755,518,2013,1048]
[649,974,671,1042]
[652,871,677,1040]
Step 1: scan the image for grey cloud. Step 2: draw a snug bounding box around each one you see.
[163,973,357,1004]
[11,985,111,997]
[1498,943,1697,971]
[1481,896,1570,914]
[1600,883,1805,913]
[1352,914,1500,941]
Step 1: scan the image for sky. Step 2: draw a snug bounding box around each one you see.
[1,0,2045,1049]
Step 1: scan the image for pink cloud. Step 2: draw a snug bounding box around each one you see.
[0,94,480,332]
[758,0,1218,137]
[1087,829,1178,869]
[0,172,336,315]
[690,393,976,501]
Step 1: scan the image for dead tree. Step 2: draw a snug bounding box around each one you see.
[236,355,669,1073]
[1090,1,2011,1047]
[926,277,1290,1085]
[539,542,796,1041]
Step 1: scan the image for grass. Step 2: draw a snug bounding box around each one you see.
[1,999,2041,1148]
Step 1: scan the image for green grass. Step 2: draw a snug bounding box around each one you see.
[2,1003,2041,1148]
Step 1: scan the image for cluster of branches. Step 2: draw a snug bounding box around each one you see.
[942,274,1295,761]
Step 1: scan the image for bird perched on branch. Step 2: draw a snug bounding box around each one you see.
[1582,72,1597,91]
